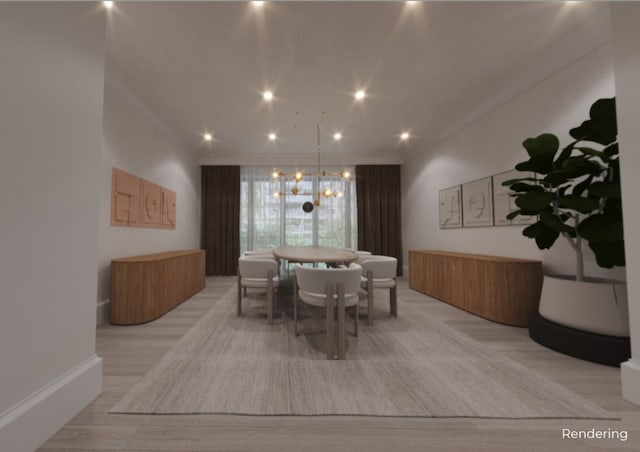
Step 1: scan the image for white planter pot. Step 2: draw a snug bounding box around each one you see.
[538,275,629,337]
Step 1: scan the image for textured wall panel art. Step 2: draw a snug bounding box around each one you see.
[492,170,537,226]
[462,177,494,227]
[111,168,141,226]
[161,188,177,229]
[111,168,176,230]
[438,185,462,229]
[141,179,162,228]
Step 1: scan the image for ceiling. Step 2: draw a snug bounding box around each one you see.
[105,1,610,165]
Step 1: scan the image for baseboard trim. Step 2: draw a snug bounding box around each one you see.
[97,300,109,325]
[622,358,640,407]
[0,355,102,452]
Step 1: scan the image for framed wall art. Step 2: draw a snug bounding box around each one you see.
[438,185,462,229]
[492,169,537,226]
[462,177,493,227]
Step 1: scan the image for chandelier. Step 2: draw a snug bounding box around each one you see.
[272,124,351,212]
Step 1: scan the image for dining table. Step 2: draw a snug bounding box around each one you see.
[274,246,359,266]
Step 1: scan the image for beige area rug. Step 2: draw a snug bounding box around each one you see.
[111,284,614,418]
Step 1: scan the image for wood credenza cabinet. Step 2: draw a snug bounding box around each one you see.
[110,249,205,325]
[409,250,543,327]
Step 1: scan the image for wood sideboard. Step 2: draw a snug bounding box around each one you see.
[110,249,205,325]
[409,250,543,327]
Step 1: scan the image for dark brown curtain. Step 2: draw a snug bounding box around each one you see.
[356,165,403,276]
[201,166,240,276]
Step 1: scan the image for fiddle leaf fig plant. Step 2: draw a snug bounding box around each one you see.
[503,97,624,281]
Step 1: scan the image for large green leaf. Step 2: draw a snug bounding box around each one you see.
[522,134,559,158]
[577,214,624,242]
[571,175,593,197]
[575,147,607,160]
[569,98,617,145]
[539,211,575,233]
[501,177,537,187]
[506,209,522,220]
[589,239,625,268]
[522,222,561,249]
[589,182,621,198]
[554,142,577,169]
[556,195,600,213]
[544,160,603,186]
[509,182,544,193]
[515,191,554,212]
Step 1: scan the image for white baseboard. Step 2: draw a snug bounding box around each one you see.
[621,358,640,407]
[0,355,103,452]
[96,300,109,325]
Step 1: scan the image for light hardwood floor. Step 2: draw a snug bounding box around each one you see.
[38,277,640,451]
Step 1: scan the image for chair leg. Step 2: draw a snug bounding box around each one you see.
[237,275,242,317]
[354,304,359,337]
[325,283,335,360]
[267,270,274,325]
[367,270,374,326]
[337,282,346,360]
[294,274,299,336]
[390,282,398,318]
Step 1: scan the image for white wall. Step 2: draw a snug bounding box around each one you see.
[98,73,201,321]
[402,44,623,281]
[611,3,640,407]
[0,4,105,451]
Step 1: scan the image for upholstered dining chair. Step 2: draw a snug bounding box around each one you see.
[295,264,362,360]
[237,256,279,324]
[359,256,398,325]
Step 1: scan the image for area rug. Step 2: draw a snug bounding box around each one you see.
[111,284,614,418]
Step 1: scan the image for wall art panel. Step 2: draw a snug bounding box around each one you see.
[462,177,494,227]
[111,167,176,230]
[493,170,537,226]
[438,185,462,229]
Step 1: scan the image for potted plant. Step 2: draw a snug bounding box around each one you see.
[503,97,629,366]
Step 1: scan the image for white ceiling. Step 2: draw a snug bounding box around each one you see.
[105,1,610,165]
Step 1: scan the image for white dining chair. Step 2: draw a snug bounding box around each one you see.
[359,256,398,325]
[295,263,362,359]
[237,256,279,324]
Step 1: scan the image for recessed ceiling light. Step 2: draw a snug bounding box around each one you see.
[103,1,114,8]
[406,1,417,4]
[333,133,342,141]
[268,133,277,141]
[203,133,213,141]
[263,91,273,101]
[252,1,264,6]
[400,132,410,141]
[354,90,366,101]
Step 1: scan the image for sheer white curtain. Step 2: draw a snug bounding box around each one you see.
[240,166,356,254]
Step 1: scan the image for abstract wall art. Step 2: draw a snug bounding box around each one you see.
[111,168,176,230]
[462,177,494,227]
[492,169,537,226]
[438,185,462,229]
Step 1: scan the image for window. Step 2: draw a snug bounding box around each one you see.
[240,166,356,253]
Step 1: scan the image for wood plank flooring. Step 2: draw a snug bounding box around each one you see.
[38,277,640,451]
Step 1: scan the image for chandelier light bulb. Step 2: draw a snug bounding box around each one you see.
[337,191,344,198]
[341,170,351,179]
[294,171,303,181]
